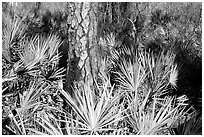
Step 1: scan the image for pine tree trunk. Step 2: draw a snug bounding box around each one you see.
[64,2,98,95]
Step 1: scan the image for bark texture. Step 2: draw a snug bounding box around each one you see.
[64,2,98,95]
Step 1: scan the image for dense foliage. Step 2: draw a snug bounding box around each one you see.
[2,2,202,135]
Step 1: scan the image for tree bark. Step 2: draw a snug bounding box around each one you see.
[64,2,98,95]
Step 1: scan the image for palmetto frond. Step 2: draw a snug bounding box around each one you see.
[15,34,62,77]
[7,79,65,135]
[2,12,28,63]
[40,34,62,63]
[28,112,73,135]
[105,33,121,49]
[60,79,127,135]
[114,47,185,135]
[139,50,177,96]
[19,80,47,112]
[169,65,178,89]
[115,49,178,100]
[127,95,193,135]
[114,58,146,101]
[6,80,52,135]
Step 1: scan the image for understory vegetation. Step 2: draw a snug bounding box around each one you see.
[2,2,202,135]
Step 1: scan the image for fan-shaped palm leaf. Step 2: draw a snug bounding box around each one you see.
[127,95,193,135]
[15,34,62,77]
[2,12,28,63]
[60,79,127,135]
[168,64,178,89]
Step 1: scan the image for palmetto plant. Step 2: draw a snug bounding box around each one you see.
[127,95,194,135]
[114,49,178,101]
[2,34,64,89]
[139,50,178,94]
[4,79,61,135]
[2,12,28,64]
[16,34,63,77]
[2,11,28,84]
[60,78,127,135]
[2,27,65,134]
[112,46,193,134]
[28,112,74,135]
